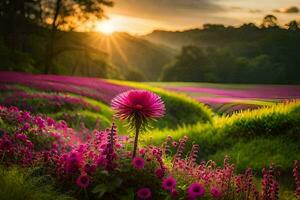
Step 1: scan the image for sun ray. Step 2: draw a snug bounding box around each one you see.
[110,35,130,67]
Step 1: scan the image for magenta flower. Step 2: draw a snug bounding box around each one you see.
[155,168,164,179]
[210,187,222,198]
[111,90,165,158]
[76,174,90,189]
[137,187,152,199]
[187,183,205,198]
[111,90,165,122]
[132,156,145,169]
[16,133,28,142]
[162,176,177,191]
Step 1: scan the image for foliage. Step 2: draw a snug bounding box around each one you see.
[0,166,74,200]
[0,105,299,200]
[144,101,300,171]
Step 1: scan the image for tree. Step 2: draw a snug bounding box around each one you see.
[41,0,113,73]
[161,46,211,82]
[262,15,278,28]
[287,20,300,31]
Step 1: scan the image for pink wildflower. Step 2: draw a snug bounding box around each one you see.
[162,176,177,191]
[111,90,165,122]
[187,183,205,198]
[137,187,152,200]
[16,133,27,142]
[155,168,164,179]
[132,157,145,169]
[111,90,165,158]
[76,174,90,189]
[211,187,222,198]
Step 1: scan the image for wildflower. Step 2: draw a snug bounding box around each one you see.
[210,187,222,198]
[111,90,165,158]
[187,183,205,198]
[96,156,106,166]
[162,176,177,191]
[132,156,145,169]
[155,168,164,179]
[139,148,146,155]
[16,133,27,142]
[172,141,177,147]
[47,117,55,126]
[84,163,96,174]
[171,189,178,198]
[137,187,152,200]
[76,174,90,189]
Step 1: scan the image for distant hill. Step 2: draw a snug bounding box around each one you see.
[0,19,175,81]
[143,26,300,84]
[84,32,176,81]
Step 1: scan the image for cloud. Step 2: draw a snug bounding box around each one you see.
[111,0,224,21]
[249,9,262,13]
[273,6,299,14]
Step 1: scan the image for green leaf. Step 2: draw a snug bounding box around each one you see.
[119,190,135,200]
[108,177,123,192]
[92,184,107,199]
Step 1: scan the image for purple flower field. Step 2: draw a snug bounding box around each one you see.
[151,83,300,113]
[0,72,132,104]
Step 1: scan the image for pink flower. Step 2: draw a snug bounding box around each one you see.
[172,141,178,147]
[111,90,165,123]
[111,90,165,158]
[139,148,146,155]
[171,189,178,198]
[16,133,27,142]
[155,168,164,179]
[96,156,106,166]
[162,176,176,191]
[132,157,145,169]
[187,183,205,198]
[76,174,90,189]
[137,187,152,199]
[210,187,222,198]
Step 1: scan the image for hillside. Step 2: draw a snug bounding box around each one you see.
[143,27,300,84]
[84,32,175,81]
[0,19,175,81]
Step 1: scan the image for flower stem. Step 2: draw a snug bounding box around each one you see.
[132,118,141,159]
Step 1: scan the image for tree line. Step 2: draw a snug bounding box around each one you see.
[161,15,300,84]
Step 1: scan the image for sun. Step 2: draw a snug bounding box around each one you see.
[96,21,115,35]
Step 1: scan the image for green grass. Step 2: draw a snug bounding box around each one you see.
[0,166,74,200]
[143,101,300,171]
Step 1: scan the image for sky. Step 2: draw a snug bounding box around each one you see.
[98,0,300,35]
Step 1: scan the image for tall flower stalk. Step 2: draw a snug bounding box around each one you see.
[111,90,165,158]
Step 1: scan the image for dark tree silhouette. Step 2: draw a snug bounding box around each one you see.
[287,20,300,31]
[262,15,278,28]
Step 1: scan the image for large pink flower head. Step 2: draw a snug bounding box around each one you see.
[137,187,152,199]
[76,174,90,189]
[187,183,205,198]
[111,90,165,128]
[162,176,177,191]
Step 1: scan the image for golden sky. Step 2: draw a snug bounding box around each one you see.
[97,0,300,35]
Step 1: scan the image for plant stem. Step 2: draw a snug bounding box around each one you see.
[132,119,141,159]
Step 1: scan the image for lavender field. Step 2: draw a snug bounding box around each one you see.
[149,82,300,114]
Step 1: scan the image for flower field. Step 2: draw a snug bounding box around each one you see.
[149,82,300,114]
[0,72,300,200]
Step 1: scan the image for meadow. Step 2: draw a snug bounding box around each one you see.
[149,82,300,114]
[0,72,300,200]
